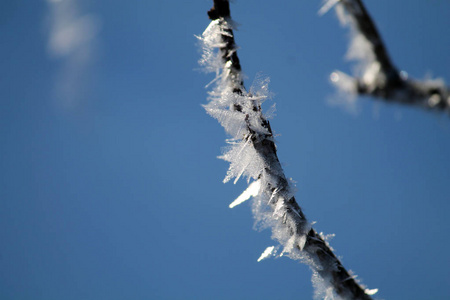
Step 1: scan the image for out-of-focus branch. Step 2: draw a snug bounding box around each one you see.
[200,1,375,299]
[325,0,450,110]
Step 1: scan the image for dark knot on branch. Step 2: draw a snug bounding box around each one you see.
[208,0,230,20]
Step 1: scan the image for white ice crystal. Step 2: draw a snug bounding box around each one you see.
[229,180,261,208]
[257,246,276,262]
[364,288,379,296]
[312,271,343,300]
[318,0,340,16]
[328,71,360,114]
[326,0,450,111]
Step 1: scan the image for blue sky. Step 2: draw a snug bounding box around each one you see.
[1,1,450,299]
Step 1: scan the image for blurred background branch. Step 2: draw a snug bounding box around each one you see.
[324,0,450,111]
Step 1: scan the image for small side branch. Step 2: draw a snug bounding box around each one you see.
[200,1,374,299]
[327,0,450,111]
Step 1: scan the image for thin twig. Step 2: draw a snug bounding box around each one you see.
[202,1,374,298]
[328,0,450,110]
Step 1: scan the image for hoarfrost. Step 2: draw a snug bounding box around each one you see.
[257,246,277,262]
[364,288,378,296]
[312,271,343,300]
[328,71,359,114]
[199,16,309,262]
[229,180,261,208]
[199,15,373,300]
[197,20,227,76]
[318,0,340,16]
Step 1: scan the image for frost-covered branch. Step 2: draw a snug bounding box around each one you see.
[199,1,374,299]
[323,0,450,111]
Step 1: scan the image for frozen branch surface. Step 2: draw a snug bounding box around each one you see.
[199,1,374,299]
[325,0,450,111]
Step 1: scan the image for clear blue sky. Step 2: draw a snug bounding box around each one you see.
[1,1,450,299]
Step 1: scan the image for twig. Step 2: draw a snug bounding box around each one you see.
[200,1,374,298]
[326,0,450,110]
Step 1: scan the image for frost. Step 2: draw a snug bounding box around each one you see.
[219,136,265,184]
[257,246,277,262]
[318,0,340,16]
[229,180,261,208]
[197,20,226,76]
[328,71,360,114]
[199,15,372,300]
[335,3,381,94]
[364,288,379,296]
[312,271,343,300]
[330,71,357,94]
[199,16,310,262]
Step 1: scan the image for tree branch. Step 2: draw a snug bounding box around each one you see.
[327,0,450,110]
[200,1,374,298]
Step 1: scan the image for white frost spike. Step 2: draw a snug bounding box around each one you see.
[364,288,378,296]
[257,246,276,262]
[318,0,340,16]
[229,180,261,208]
[330,71,357,94]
